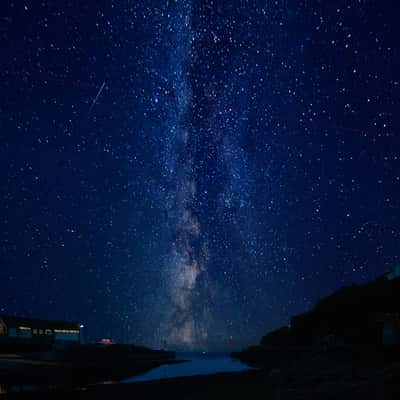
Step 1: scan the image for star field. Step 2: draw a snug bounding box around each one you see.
[1,1,400,350]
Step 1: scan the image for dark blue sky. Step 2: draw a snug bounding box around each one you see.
[1,0,400,350]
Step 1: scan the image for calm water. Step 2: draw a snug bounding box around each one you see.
[123,352,252,382]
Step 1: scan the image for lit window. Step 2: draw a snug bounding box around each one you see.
[18,326,31,331]
[54,329,80,334]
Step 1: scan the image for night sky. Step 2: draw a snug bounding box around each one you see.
[1,1,400,350]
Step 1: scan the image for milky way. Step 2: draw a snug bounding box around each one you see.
[151,0,265,349]
[155,1,213,349]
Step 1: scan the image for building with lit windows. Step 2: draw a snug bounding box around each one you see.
[0,315,81,344]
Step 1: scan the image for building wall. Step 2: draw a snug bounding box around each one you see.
[54,332,80,341]
[1,318,81,343]
[8,328,17,337]
[17,327,32,339]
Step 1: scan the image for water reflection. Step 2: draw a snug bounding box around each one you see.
[0,384,7,395]
[123,352,252,382]
[0,383,37,395]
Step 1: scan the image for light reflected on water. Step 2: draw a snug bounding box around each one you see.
[123,353,252,382]
[0,383,38,395]
[0,384,7,395]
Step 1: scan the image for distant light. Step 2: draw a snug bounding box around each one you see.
[80,324,84,329]
[99,338,113,345]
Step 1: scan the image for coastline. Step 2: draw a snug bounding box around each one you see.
[4,362,400,400]
[4,369,262,399]
[0,351,180,393]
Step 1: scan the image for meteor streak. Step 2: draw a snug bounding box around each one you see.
[88,81,106,115]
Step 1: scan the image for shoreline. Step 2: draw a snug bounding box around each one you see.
[4,369,262,399]
[4,358,400,400]
[2,342,400,399]
[0,354,181,390]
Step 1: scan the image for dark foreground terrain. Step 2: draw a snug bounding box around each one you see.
[2,347,400,399]
[3,357,400,400]
[0,344,178,397]
[2,343,400,400]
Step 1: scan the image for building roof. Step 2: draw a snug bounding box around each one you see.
[0,315,80,331]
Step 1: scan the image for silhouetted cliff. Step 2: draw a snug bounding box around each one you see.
[233,270,400,366]
[265,272,400,348]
